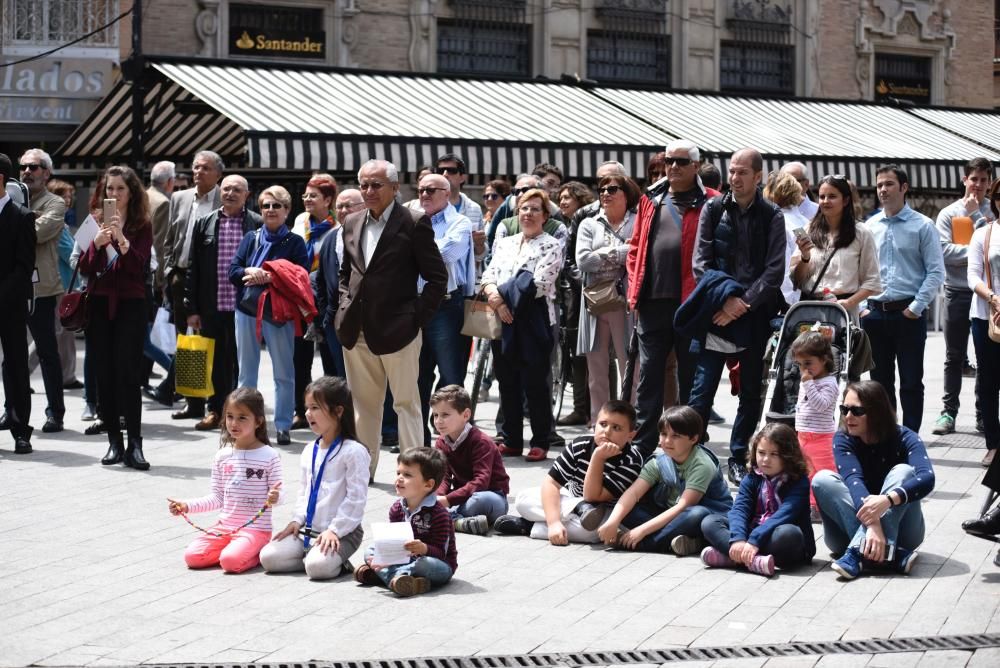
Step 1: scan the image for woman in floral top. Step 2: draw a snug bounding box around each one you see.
[482,188,564,462]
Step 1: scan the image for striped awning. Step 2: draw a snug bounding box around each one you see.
[57,58,1000,190]
[593,88,1000,190]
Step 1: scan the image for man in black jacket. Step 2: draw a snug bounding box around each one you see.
[183,175,261,430]
[688,148,786,484]
[0,153,38,454]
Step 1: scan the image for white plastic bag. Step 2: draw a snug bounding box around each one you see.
[150,307,177,355]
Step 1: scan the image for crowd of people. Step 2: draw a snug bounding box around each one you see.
[1,140,999,594]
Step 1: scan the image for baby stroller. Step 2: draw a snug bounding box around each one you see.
[761,300,852,428]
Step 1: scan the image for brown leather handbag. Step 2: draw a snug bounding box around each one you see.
[57,264,89,332]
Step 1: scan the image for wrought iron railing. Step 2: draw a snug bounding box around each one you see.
[5,0,119,47]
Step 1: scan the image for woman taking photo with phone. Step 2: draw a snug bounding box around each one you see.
[78,165,153,470]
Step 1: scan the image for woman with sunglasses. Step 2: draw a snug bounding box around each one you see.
[231,186,309,446]
[290,175,341,430]
[575,176,641,425]
[481,188,563,462]
[812,380,935,580]
[481,179,510,228]
[790,175,881,320]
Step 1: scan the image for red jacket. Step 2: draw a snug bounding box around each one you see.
[626,186,721,309]
[257,259,317,340]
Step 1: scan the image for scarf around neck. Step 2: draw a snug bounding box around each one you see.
[754,469,788,526]
[304,212,334,272]
[250,224,290,269]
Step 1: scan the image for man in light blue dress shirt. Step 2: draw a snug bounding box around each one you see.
[416,174,475,445]
[862,165,945,432]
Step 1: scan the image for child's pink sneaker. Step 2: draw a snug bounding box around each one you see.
[748,554,776,577]
[700,546,736,568]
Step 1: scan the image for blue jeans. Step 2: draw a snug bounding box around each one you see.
[419,293,469,445]
[688,311,772,461]
[701,513,811,569]
[449,491,509,524]
[365,547,453,589]
[634,299,680,458]
[812,466,926,557]
[235,310,295,431]
[971,318,1000,451]
[622,500,712,553]
[861,309,927,432]
[323,319,346,378]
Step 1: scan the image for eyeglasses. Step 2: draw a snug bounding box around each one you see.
[667,158,692,167]
[512,187,533,196]
[838,404,867,417]
[358,182,385,191]
[598,185,622,196]
[518,206,543,214]
[483,193,500,200]
[19,163,42,172]
[417,187,447,196]
[260,202,285,210]
[335,202,362,211]
[302,193,322,200]
[436,167,462,175]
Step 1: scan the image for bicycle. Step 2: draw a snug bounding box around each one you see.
[468,337,492,421]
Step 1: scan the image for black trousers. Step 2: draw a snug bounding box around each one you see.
[0,303,32,437]
[942,287,980,419]
[492,337,554,452]
[634,299,680,458]
[26,296,65,420]
[701,513,811,569]
[89,296,147,439]
[167,270,204,413]
[294,334,337,417]
[203,310,238,415]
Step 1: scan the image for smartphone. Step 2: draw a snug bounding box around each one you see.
[103,198,116,224]
[792,227,808,240]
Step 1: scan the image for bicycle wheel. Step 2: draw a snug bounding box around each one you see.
[550,336,566,418]
[469,341,491,420]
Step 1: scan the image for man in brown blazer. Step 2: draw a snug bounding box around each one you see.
[336,159,447,477]
[146,160,175,300]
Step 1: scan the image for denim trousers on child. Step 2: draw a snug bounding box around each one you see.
[622,502,712,552]
[184,528,271,573]
[365,546,453,589]
[812,465,926,557]
[450,491,509,524]
[700,513,810,569]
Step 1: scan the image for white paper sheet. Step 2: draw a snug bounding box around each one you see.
[371,521,414,566]
[73,215,118,266]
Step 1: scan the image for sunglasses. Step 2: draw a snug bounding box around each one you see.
[598,185,622,196]
[518,206,543,214]
[20,163,42,172]
[483,193,501,200]
[667,158,692,167]
[436,167,462,175]
[260,202,284,210]
[417,186,447,195]
[512,187,532,196]
[839,404,867,417]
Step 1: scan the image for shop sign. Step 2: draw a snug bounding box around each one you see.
[0,58,113,124]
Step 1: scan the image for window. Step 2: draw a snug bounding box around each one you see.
[720,0,794,95]
[228,3,326,60]
[587,2,670,84]
[874,53,932,104]
[437,1,530,76]
[7,0,119,46]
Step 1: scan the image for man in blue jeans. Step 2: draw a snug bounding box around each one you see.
[687,148,787,485]
[862,165,945,433]
[415,173,475,446]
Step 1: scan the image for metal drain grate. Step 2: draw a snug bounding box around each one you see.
[132,632,1000,668]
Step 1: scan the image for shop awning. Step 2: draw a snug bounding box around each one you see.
[57,57,1000,191]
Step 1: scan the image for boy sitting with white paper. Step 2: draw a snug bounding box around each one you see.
[354,448,457,597]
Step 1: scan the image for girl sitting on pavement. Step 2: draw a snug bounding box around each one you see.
[700,423,815,577]
[167,388,283,573]
[260,377,370,579]
[597,406,732,555]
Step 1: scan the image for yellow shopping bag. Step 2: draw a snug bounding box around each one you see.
[175,332,215,398]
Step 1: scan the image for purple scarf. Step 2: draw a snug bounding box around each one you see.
[753,469,788,526]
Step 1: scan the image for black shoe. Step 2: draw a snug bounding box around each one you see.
[708,409,726,425]
[574,502,609,531]
[276,430,291,446]
[382,433,399,449]
[493,514,532,536]
[124,436,150,470]
[42,417,64,433]
[102,432,125,466]
[171,405,202,420]
[977,416,985,434]
[63,379,84,390]
[556,411,588,426]
[727,458,748,485]
[291,415,309,430]
[14,436,32,454]
[84,420,107,436]
[963,507,1000,537]
[389,444,400,453]
[0,412,11,430]
[142,385,174,407]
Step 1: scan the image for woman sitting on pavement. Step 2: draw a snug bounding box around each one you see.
[812,380,934,580]
[481,188,564,462]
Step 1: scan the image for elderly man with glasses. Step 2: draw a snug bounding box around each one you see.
[336,160,447,480]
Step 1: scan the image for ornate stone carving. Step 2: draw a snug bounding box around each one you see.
[856,0,955,57]
[408,0,438,71]
[195,0,220,57]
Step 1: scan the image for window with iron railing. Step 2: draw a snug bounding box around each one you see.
[5,0,119,47]
[587,0,670,84]
[720,0,794,95]
[437,0,530,76]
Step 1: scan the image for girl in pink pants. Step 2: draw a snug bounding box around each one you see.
[168,388,283,573]
[791,332,839,515]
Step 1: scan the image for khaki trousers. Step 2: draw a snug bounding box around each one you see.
[343,333,423,478]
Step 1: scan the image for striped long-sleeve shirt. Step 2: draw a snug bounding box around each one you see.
[185,445,283,532]
[548,435,645,499]
[794,375,839,434]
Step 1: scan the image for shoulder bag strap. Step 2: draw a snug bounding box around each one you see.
[986,223,994,299]
[660,195,685,232]
[807,245,839,298]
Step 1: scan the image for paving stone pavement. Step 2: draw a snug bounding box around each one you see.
[1,332,998,668]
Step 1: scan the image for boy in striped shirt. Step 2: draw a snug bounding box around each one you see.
[494,401,645,544]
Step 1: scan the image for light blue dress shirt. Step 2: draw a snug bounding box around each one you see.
[865,204,945,315]
[418,203,475,296]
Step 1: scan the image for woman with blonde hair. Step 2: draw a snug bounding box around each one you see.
[764,172,810,307]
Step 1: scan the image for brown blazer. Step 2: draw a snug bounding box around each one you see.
[335,201,447,355]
